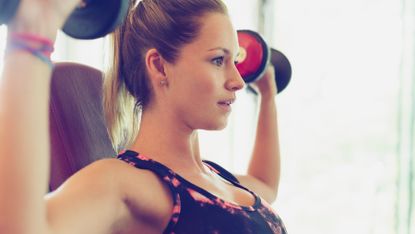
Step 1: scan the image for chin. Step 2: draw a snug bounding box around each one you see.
[200,119,228,131]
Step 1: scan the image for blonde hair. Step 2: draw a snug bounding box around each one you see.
[104,0,228,152]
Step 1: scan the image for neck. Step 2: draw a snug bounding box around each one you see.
[129,108,207,174]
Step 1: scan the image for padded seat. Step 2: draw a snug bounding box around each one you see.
[49,62,115,191]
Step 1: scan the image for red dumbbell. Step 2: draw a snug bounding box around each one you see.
[236,29,292,94]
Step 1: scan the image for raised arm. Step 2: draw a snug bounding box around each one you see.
[0,1,99,233]
[237,65,281,204]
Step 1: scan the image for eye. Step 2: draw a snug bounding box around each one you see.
[212,56,225,66]
[234,60,239,65]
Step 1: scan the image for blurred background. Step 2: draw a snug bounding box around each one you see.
[0,0,414,233]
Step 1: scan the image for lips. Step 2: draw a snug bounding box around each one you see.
[217,98,235,112]
[217,99,235,106]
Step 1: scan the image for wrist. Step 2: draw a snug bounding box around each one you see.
[8,3,59,41]
[255,86,277,99]
[8,21,58,43]
[259,97,276,110]
[259,93,276,102]
[6,32,55,69]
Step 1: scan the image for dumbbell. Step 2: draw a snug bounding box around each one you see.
[236,29,292,94]
[0,0,129,39]
[0,0,19,25]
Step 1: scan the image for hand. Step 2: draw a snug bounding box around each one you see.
[9,0,82,40]
[249,64,277,99]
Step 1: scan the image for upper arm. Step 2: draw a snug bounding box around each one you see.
[236,174,277,204]
[45,158,128,234]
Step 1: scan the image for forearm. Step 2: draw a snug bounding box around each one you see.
[0,35,53,233]
[247,95,281,195]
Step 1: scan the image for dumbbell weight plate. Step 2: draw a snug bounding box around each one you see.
[271,48,292,93]
[62,0,129,39]
[0,0,20,25]
[236,30,270,84]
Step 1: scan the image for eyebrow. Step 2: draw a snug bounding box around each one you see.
[208,47,240,58]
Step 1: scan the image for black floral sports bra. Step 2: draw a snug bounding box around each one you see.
[118,150,287,234]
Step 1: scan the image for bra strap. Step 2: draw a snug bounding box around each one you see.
[203,160,240,184]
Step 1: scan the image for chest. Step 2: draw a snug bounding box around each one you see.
[183,174,257,208]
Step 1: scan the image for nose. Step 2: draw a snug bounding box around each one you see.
[225,64,245,91]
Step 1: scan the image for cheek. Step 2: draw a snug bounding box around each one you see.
[177,80,216,117]
[183,73,218,98]
[172,62,223,105]
[183,83,214,111]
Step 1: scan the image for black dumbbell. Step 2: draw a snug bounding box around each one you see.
[236,29,292,94]
[0,0,129,39]
[0,0,20,25]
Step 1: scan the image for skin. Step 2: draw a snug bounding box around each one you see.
[132,12,244,179]
[0,1,281,234]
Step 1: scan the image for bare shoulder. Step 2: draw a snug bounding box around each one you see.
[46,158,173,234]
[59,157,174,213]
[45,158,130,233]
[113,158,175,231]
[51,158,132,195]
[91,158,175,231]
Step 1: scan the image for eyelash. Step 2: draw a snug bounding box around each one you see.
[211,57,239,67]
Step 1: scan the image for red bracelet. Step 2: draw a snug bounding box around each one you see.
[10,32,54,47]
[6,32,55,68]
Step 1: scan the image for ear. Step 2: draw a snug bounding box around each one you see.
[145,48,167,84]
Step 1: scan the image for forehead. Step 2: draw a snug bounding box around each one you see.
[183,13,238,56]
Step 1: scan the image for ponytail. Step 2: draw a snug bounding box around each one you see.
[103,25,140,152]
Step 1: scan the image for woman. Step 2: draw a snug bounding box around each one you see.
[0,0,286,233]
